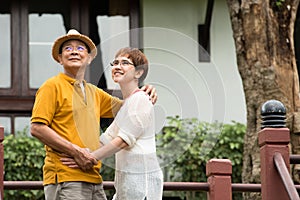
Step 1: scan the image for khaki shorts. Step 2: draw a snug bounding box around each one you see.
[44,182,107,200]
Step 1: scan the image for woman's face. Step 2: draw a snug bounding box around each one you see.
[111,56,136,84]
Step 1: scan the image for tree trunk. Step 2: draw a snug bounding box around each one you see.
[226,0,300,199]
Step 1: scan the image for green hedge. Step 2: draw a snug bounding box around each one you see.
[3,118,246,200]
[3,128,116,200]
[156,116,245,200]
[3,128,45,200]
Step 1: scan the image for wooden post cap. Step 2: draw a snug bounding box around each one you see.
[206,159,232,176]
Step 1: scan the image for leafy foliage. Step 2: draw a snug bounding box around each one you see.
[3,127,45,200]
[100,155,116,199]
[2,118,246,200]
[156,116,245,200]
[275,0,285,7]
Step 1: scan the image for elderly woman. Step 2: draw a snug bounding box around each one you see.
[63,47,163,200]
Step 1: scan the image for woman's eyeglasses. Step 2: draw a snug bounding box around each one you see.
[110,59,134,67]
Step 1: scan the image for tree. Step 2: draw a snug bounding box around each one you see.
[226,0,300,199]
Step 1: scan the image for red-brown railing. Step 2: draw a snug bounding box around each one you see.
[274,152,299,199]
[2,126,299,200]
[258,127,298,200]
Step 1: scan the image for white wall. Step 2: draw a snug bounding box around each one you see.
[211,0,246,124]
[142,0,246,127]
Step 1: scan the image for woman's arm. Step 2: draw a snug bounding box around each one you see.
[61,136,128,168]
[92,136,128,160]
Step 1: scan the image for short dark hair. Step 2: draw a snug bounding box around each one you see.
[114,47,148,87]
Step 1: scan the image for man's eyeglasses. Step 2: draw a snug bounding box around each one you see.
[62,45,86,52]
[110,59,134,67]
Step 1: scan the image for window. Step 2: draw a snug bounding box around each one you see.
[89,15,130,88]
[29,13,64,88]
[0,13,11,88]
[0,0,139,134]
[0,117,11,136]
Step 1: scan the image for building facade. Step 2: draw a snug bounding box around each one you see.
[0,0,275,135]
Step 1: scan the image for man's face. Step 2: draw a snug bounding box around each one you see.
[58,40,91,71]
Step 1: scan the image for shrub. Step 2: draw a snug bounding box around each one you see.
[2,118,246,200]
[3,127,45,200]
[156,116,245,200]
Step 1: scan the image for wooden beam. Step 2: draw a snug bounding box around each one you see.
[129,0,141,49]
[0,98,34,112]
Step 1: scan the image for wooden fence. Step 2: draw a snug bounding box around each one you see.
[1,100,300,199]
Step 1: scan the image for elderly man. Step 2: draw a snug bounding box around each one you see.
[31,29,156,200]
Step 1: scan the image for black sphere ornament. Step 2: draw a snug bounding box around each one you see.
[261,100,286,129]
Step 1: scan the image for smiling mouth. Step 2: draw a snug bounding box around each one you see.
[69,57,80,60]
[114,71,124,75]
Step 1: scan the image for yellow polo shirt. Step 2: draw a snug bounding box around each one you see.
[31,73,122,185]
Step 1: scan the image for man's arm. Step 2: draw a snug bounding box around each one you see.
[141,84,157,104]
[61,136,128,168]
[30,122,97,171]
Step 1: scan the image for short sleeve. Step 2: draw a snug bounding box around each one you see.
[116,92,153,147]
[31,81,57,125]
[100,121,118,145]
[96,86,122,118]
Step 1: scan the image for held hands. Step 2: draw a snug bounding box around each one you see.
[141,85,157,104]
[60,144,97,171]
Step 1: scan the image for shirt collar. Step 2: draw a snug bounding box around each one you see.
[58,73,86,85]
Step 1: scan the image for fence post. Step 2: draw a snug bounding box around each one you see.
[259,100,290,200]
[206,159,232,200]
[0,126,4,200]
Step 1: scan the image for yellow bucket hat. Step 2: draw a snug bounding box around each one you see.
[52,29,97,63]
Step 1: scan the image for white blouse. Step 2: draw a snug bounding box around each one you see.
[100,91,163,200]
